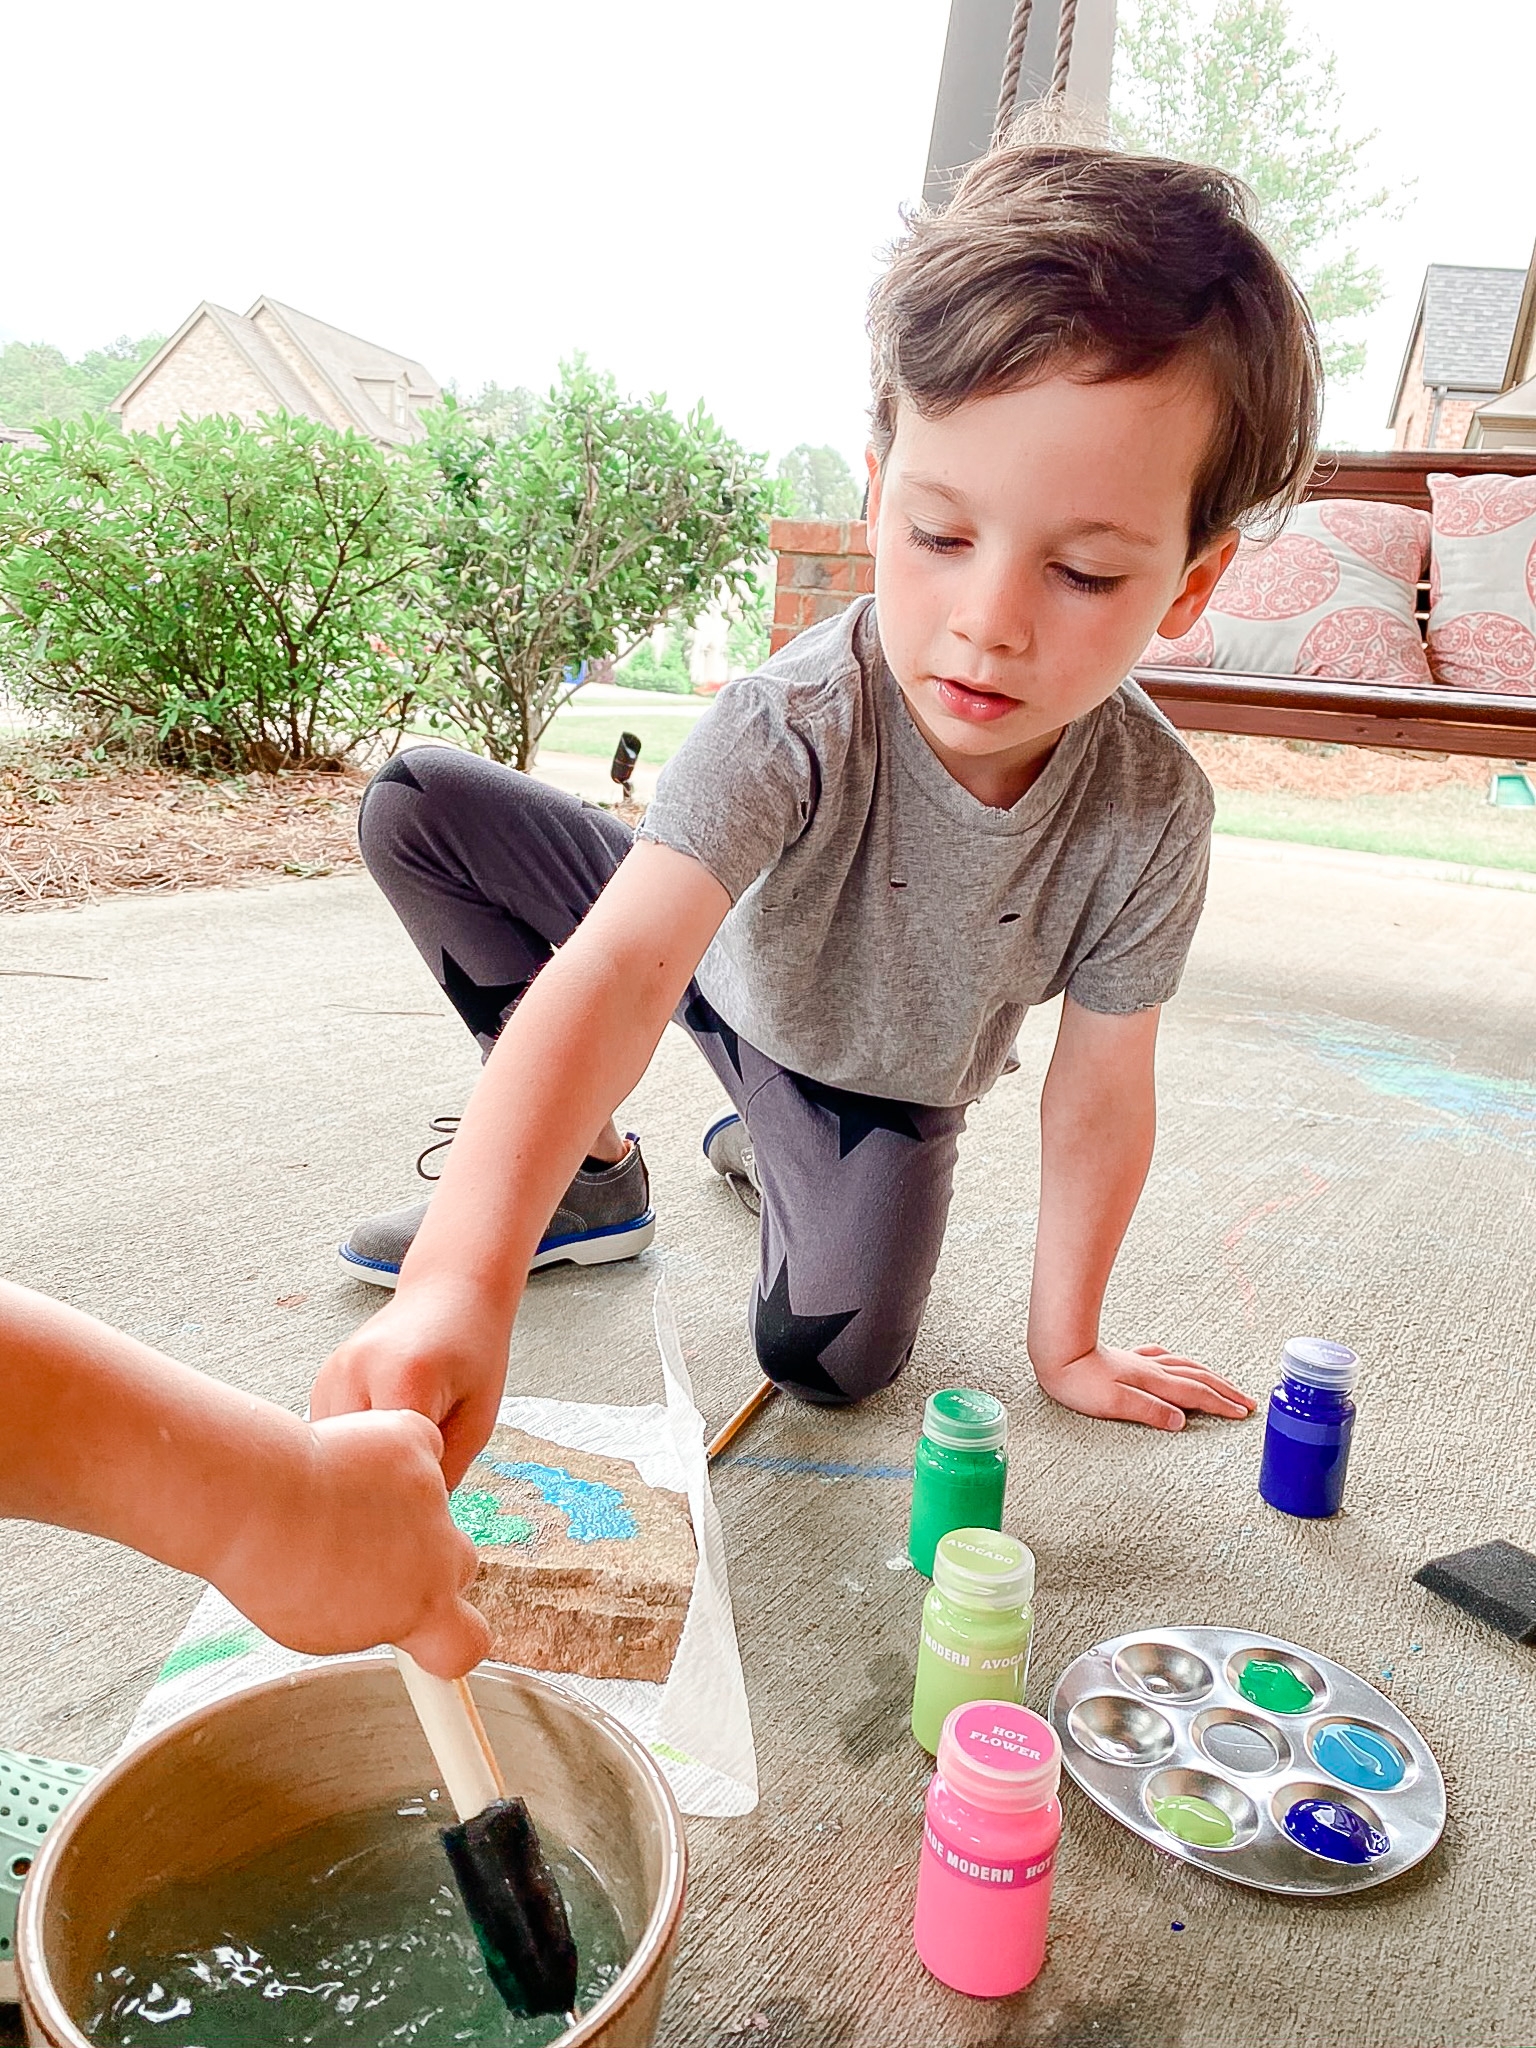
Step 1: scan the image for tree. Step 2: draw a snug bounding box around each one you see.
[420,361,775,767]
[460,380,539,438]
[1112,0,1390,381]
[0,333,164,429]
[0,414,440,771]
[776,443,863,520]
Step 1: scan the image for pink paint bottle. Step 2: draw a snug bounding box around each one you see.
[912,1700,1062,1998]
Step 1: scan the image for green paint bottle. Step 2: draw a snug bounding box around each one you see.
[910,1529,1035,1754]
[907,1389,1009,1576]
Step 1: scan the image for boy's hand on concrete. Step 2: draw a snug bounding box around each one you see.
[1033,1342,1255,1432]
[310,1289,506,1492]
[219,1406,491,1678]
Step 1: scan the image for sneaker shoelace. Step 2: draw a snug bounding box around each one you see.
[416,1115,459,1182]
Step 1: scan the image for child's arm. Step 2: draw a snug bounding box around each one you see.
[1027,997,1255,1431]
[310,840,732,1486]
[1,1279,490,1677]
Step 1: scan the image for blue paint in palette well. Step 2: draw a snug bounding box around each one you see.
[1311,1722,1406,1792]
[477,1456,638,1543]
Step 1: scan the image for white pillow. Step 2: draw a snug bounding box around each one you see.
[1425,472,1536,693]
[1142,499,1432,685]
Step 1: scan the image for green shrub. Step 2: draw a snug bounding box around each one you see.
[0,414,441,772]
[619,627,695,693]
[420,360,775,767]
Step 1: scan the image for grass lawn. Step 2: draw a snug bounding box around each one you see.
[1213,781,1536,873]
[539,702,704,762]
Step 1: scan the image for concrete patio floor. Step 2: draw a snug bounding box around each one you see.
[3,835,1535,2048]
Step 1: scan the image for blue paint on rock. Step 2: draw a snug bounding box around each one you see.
[478,1456,638,1543]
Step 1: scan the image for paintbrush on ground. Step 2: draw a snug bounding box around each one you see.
[707,1377,779,1464]
[394,1648,578,2017]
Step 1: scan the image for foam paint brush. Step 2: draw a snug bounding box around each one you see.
[394,1648,578,2017]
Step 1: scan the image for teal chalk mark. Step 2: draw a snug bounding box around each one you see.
[478,1456,638,1544]
[158,1628,258,1682]
[1265,1012,1536,1156]
[450,1487,535,1549]
[718,1454,914,1480]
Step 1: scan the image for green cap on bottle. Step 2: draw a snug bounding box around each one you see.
[922,1387,1007,1453]
[933,1528,1035,1610]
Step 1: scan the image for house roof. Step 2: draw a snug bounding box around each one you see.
[109,298,441,445]
[1388,263,1526,423]
[249,298,441,445]
[1472,370,1536,422]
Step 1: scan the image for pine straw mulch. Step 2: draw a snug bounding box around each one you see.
[0,740,367,913]
[0,732,1496,915]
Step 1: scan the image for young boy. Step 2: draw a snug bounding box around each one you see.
[3,1280,488,1678]
[315,144,1320,1475]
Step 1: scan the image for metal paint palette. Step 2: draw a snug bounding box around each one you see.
[1050,1627,1445,1896]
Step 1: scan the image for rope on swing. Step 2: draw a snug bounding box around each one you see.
[992,0,1081,146]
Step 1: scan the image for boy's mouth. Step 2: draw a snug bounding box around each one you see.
[934,677,1018,724]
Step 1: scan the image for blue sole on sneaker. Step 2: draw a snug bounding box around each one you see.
[337,1210,657,1291]
[701,1110,741,1161]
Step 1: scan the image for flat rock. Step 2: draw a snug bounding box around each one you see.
[458,1426,697,1683]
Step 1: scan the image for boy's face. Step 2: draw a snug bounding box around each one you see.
[865,365,1236,805]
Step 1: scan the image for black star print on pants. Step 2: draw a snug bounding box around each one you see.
[795,1075,923,1159]
[440,949,528,1044]
[370,754,425,793]
[683,988,743,1078]
[753,1257,858,1401]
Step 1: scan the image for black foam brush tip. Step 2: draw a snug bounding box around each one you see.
[1414,1540,1536,1644]
[441,1797,579,2017]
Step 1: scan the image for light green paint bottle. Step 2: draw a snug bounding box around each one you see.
[910,1529,1035,1755]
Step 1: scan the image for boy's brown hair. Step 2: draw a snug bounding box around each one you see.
[868,143,1322,555]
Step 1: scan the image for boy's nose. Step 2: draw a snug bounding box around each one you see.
[950,571,1034,661]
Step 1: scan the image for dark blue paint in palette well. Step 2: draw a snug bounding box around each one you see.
[1283,1798,1391,1865]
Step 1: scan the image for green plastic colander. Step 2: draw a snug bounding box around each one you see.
[1,1748,95,2003]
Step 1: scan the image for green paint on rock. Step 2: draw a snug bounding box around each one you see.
[1238,1658,1315,1715]
[449,1488,535,1549]
[1151,1795,1236,1848]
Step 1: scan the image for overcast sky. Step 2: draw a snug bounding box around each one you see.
[2,1,1532,466]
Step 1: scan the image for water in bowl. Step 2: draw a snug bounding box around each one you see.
[86,1794,627,2046]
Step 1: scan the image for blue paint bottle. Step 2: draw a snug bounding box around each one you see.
[1258,1338,1360,1519]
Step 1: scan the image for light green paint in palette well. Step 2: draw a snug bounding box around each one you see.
[1151,1795,1236,1848]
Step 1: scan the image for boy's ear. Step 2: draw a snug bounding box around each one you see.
[864,446,882,543]
[1156,529,1239,641]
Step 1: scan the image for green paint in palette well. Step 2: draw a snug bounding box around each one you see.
[1151,1795,1236,1848]
[87,1797,626,2047]
[1238,1658,1315,1715]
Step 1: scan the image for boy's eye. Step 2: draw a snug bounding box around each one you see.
[1054,563,1124,595]
[906,523,966,554]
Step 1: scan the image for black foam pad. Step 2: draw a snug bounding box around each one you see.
[1414,1540,1536,1644]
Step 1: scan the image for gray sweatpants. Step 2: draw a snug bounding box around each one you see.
[359,747,966,1405]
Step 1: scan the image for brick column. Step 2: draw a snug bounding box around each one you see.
[769,518,874,654]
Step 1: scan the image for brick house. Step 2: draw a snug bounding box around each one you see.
[1387,263,1525,451]
[1464,251,1536,450]
[110,298,441,447]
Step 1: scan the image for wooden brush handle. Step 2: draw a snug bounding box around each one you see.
[394,1647,505,1822]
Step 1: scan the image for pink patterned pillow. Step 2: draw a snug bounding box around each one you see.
[1141,500,1432,685]
[1425,473,1536,694]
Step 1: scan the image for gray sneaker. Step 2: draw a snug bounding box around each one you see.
[338,1128,654,1289]
[702,1111,760,1215]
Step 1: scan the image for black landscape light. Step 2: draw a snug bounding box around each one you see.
[611,731,641,803]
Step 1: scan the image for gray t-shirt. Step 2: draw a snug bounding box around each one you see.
[638,596,1213,1108]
